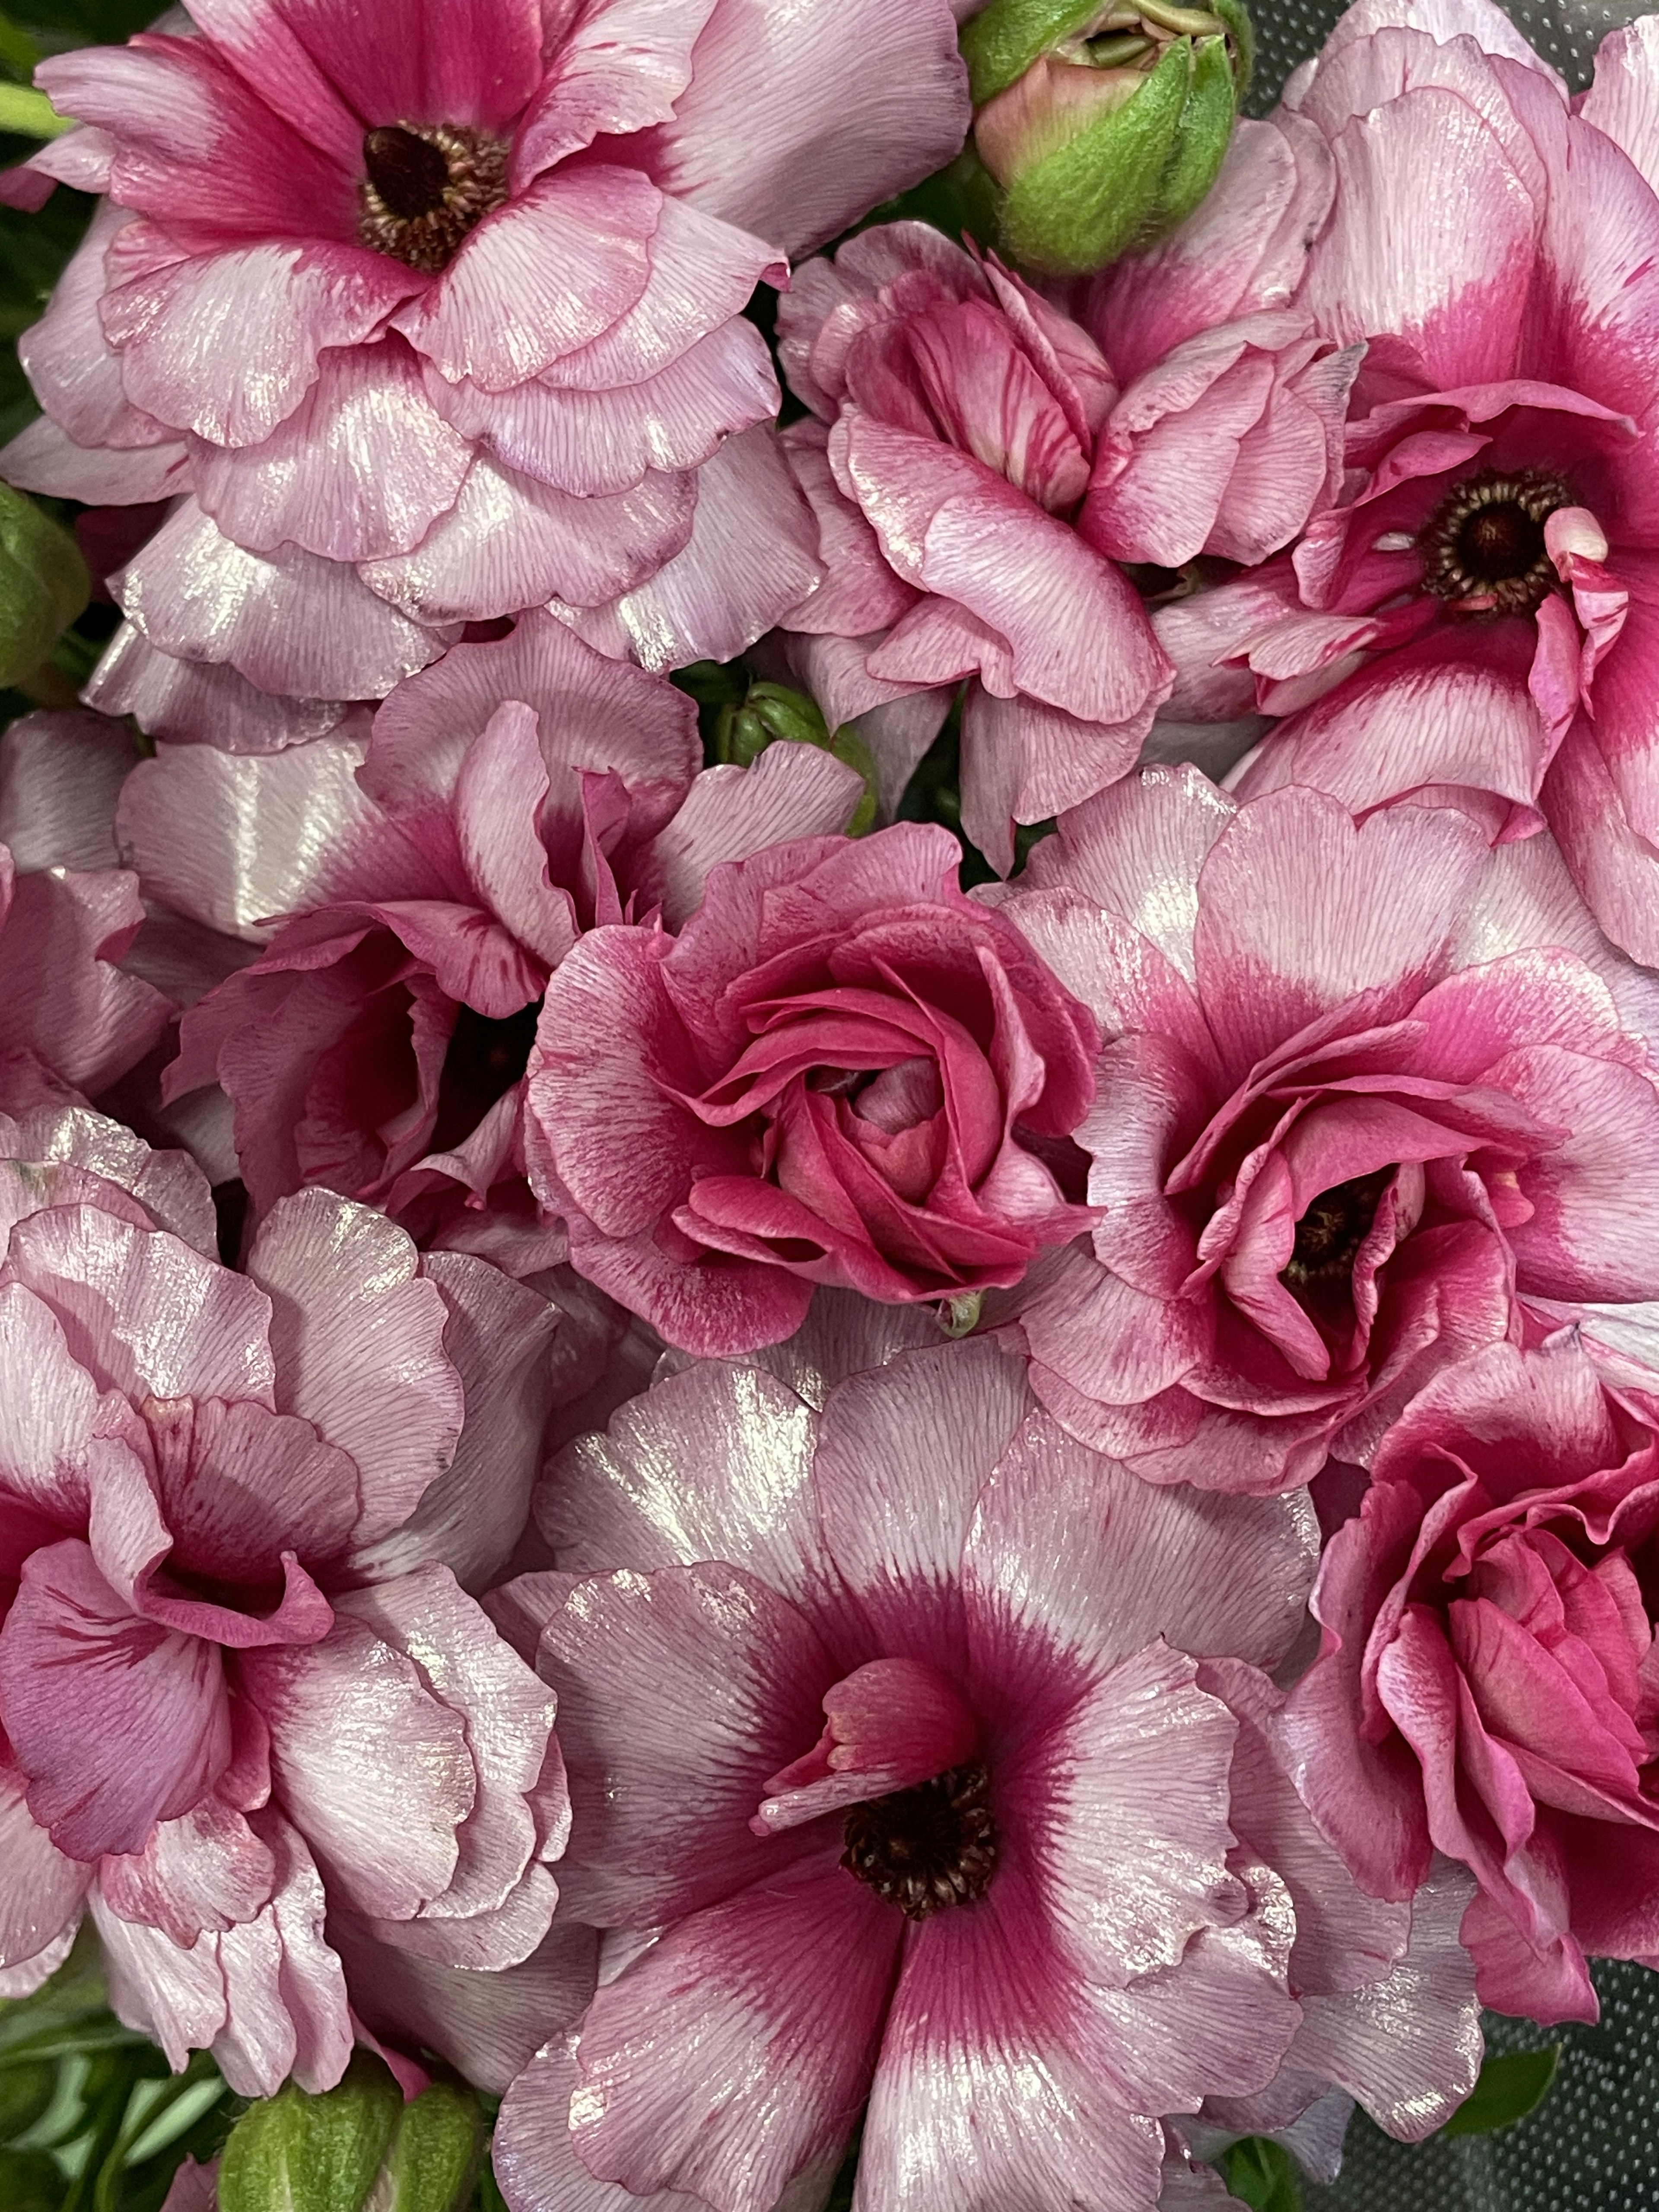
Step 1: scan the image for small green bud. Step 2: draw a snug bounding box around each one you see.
[0,482,89,692]
[376,2081,487,2212]
[714,681,880,836]
[218,2054,402,2212]
[966,0,1250,276]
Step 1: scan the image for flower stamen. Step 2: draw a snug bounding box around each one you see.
[359,124,509,273]
[842,1762,999,1918]
[1418,470,1573,617]
[1281,1164,1396,1289]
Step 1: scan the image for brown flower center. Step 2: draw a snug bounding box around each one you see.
[1418,470,1573,617]
[841,1762,999,1919]
[359,123,509,272]
[1281,1164,1397,1289]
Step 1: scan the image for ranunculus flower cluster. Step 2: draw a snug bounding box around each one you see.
[0,0,1658,2204]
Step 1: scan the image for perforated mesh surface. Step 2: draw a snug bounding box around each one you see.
[1244,0,1651,103]
[1300,1964,1659,2207]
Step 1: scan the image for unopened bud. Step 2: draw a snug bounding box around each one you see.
[963,0,1251,276]
[0,482,89,690]
[715,682,880,836]
[215,2060,487,2212]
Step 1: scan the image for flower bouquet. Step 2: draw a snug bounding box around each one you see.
[0,0,1657,2206]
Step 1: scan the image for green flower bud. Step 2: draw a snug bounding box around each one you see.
[964,0,1251,276]
[375,2081,487,2212]
[218,2054,402,2212]
[216,2062,487,2212]
[714,681,880,836]
[0,482,89,692]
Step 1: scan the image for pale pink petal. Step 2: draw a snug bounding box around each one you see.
[15,202,174,451]
[101,239,418,446]
[0,1766,89,1971]
[359,450,696,623]
[1581,17,1659,193]
[191,337,474,562]
[0,710,131,872]
[0,413,188,504]
[87,623,349,754]
[495,2033,706,2212]
[114,500,454,702]
[512,0,718,181]
[652,0,969,257]
[246,1189,463,1548]
[553,423,824,671]
[635,743,865,929]
[393,167,657,391]
[570,1857,894,2210]
[538,1560,835,1926]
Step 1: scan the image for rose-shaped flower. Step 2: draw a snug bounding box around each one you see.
[1152,0,1659,967]
[486,1329,1478,2212]
[765,172,1352,870]
[998,766,1659,1492]
[1283,1329,1659,2024]
[0,709,171,1109]
[127,616,862,1270]
[0,1108,574,2093]
[0,0,972,731]
[525,822,1101,1352]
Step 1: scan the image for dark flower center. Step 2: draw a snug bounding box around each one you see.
[359,124,510,272]
[841,1762,999,1919]
[1281,1164,1397,1289]
[430,1000,540,1156]
[1419,470,1573,618]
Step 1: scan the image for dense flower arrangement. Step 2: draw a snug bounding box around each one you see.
[0,0,1657,2206]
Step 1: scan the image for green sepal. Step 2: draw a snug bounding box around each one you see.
[960,0,1109,105]
[378,2081,488,2212]
[1438,2046,1559,2138]
[217,2053,403,2212]
[1211,0,1253,99]
[0,482,89,692]
[715,681,879,835]
[1148,31,1236,238]
[998,34,1190,276]
[0,83,73,138]
[1221,2136,1302,2212]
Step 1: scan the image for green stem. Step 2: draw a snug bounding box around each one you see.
[0,83,74,137]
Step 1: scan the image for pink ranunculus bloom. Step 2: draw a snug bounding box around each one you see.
[764,161,1353,871]
[0,1108,572,2094]
[1155,0,1659,966]
[0,0,973,731]
[126,614,862,1269]
[524,821,1102,1354]
[1281,1328,1659,2024]
[485,1331,1481,2212]
[0,709,172,1109]
[996,766,1659,1495]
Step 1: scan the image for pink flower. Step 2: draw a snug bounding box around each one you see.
[998,766,1659,1494]
[0,0,972,730]
[525,822,1100,1353]
[0,1106,572,2094]
[766,177,1351,871]
[1156,0,1659,966]
[1282,1328,1659,2024]
[127,615,861,1268]
[0,710,171,1109]
[488,1328,1477,2212]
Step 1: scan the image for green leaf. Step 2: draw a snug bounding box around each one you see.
[1439,2046,1560,2137]
[218,2053,403,2212]
[0,479,89,688]
[0,82,73,136]
[0,2146,61,2212]
[0,12,40,83]
[1222,2137,1302,2212]
[0,2059,57,2144]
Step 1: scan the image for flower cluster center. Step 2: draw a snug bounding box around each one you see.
[359,123,510,272]
[841,1762,999,1919]
[1419,470,1573,617]
[1281,1163,1396,1288]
